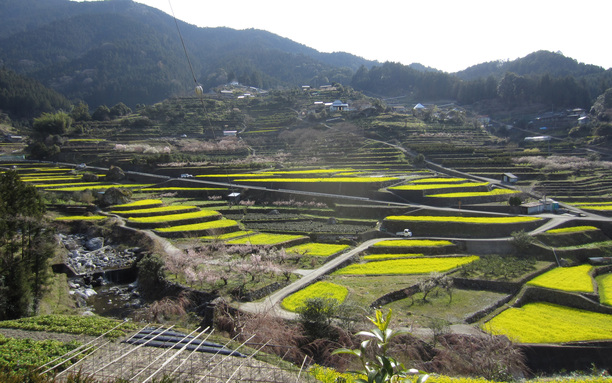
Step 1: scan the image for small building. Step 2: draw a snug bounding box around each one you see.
[3,135,23,143]
[330,100,349,112]
[413,103,426,116]
[521,201,544,215]
[223,130,237,137]
[520,198,559,215]
[524,135,551,142]
[228,192,241,204]
[541,198,559,212]
[320,85,336,91]
[477,115,491,126]
[502,173,518,184]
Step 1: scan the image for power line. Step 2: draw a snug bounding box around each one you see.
[167,0,216,138]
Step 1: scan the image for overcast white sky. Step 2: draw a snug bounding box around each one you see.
[97,0,612,72]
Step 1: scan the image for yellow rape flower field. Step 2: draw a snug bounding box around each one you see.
[309,365,612,383]
[363,253,425,260]
[484,302,612,343]
[225,233,308,245]
[54,215,107,221]
[526,265,594,293]
[200,230,255,241]
[597,273,612,306]
[286,243,350,257]
[47,184,153,192]
[545,226,599,234]
[389,182,489,191]
[112,199,163,208]
[373,239,453,247]
[409,177,468,183]
[239,177,399,183]
[385,215,541,224]
[128,210,220,224]
[281,281,348,312]
[427,189,519,198]
[155,219,238,233]
[111,205,197,215]
[334,256,479,275]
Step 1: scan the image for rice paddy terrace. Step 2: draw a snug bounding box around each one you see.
[3,90,612,377]
[3,159,612,367]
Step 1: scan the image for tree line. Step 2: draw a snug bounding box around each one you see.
[0,67,71,119]
[350,61,610,108]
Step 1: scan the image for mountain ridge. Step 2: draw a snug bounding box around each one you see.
[0,0,610,110]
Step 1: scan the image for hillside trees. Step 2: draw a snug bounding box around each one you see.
[351,62,594,109]
[32,111,71,135]
[0,171,55,319]
[0,68,71,119]
[70,101,90,122]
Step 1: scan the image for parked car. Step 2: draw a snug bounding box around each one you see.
[395,229,413,237]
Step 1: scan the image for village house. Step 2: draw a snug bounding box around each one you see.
[520,198,559,215]
[413,103,426,117]
[501,173,518,184]
[330,100,349,112]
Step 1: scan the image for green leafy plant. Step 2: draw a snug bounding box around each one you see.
[332,309,428,383]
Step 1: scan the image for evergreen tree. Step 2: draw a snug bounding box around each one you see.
[0,171,53,319]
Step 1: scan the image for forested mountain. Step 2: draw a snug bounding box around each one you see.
[0,0,375,108]
[454,51,606,81]
[353,54,612,109]
[0,0,611,114]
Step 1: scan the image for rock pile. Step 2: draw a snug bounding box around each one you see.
[58,233,140,275]
[69,280,144,314]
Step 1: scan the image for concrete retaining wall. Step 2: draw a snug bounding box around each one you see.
[515,286,612,315]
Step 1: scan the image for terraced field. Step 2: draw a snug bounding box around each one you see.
[3,94,612,363]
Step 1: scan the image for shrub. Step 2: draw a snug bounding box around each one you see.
[137,253,166,299]
[510,230,533,253]
[508,196,522,206]
[332,309,429,383]
[298,297,343,339]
